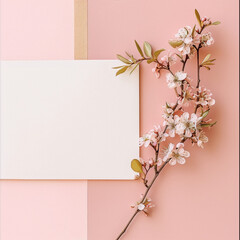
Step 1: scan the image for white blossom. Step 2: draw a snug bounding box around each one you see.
[201,32,214,46]
[162,103,174,119]
[194,87,215,107]
[163,143,175,162]
[137,203,145,211]
[176,112,200,137]
[139,125,169,147]
[163,115,180,138]
[166,71,187,88]
[197,131,209,148]
[169,143,190,165]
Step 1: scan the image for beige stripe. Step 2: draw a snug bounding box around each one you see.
[74,0,88,60]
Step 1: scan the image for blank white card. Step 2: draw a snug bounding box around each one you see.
[0,60,139,179]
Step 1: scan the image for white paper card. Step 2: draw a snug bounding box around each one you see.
[0,60,139,179]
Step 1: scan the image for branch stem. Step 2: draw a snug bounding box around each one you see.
[116,210,140,240]
[115,160,170,240]
[195,46,202,113]
[196,48,201,88]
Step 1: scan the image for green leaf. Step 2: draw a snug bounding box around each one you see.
[125,52,131,58]
[143,41,152,58]
[201,110,210,118]
[135,40,144,57]
[195,9,202,27]
[176,54,183,60]
[130,55,136,63]
[147,58,155,64]
[184,27,190,35]
[202,54,211,64]
[131,159,143,173]
[130,62,140,74]
[212,21,221,25]
[166,102,170,108]
[192,24,196,37]
[203,66,211,70]
[124,53,136,63]
[168,40,183,48]
[116,66,128,76]
[201,121,217,127]
[112,66,124,69]
[203,62,215,66]
[206,59,216,62]
[154,49,165,59]
[117,54,131,64]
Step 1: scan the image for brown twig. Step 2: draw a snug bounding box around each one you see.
[195,45,202,113]
[115,159,170,240]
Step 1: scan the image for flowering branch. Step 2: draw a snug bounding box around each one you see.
[116,159,170,240]
[114,9,220,240]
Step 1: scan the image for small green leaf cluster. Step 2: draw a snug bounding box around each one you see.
[200,54,216,70]
[114,41,165,76]
[195,9,221,28]
[200,109,217,127]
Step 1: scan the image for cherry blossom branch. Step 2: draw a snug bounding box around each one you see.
[182,55,189,71]
[114,9,220,240]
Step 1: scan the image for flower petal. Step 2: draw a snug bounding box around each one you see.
[177,157,186,164]
[169,159,177,166]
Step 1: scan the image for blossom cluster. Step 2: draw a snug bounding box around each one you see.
[163,143,190,165]
[194,87,215,106]
[139,125,168,147]
[169,25,214,56]
[134,11,218,206]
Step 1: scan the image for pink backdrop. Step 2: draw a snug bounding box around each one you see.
[0,0,239,240]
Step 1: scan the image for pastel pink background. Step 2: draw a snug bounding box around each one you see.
[0,0,239,240]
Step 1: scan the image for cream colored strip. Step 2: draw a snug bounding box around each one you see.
[74,0,88,59]
[74,2,88,239]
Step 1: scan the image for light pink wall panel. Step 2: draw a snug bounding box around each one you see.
[87,0,239,239]
[0,0,87,239]
[0,0,74,60]
[0,181,87,240]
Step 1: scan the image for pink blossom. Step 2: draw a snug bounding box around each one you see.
[163,115,180,138]
[132,197,155,214]
[152,64,161,78]
[176,112,200,137]
[148,159,154,166]
[194,87,215,107]
[163,143,175,162]
[163,143,190,165]
[162,102,175,119]
[201,16,212,26]
[201,32,214,46]
[196,131,209,148]
[139,125,169,148]
[157,158,163,166]
[173,26,200,56]
[169,143,190,165]
[160,52,177,66]
[178,86,194,106]
[166,71,187,88]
